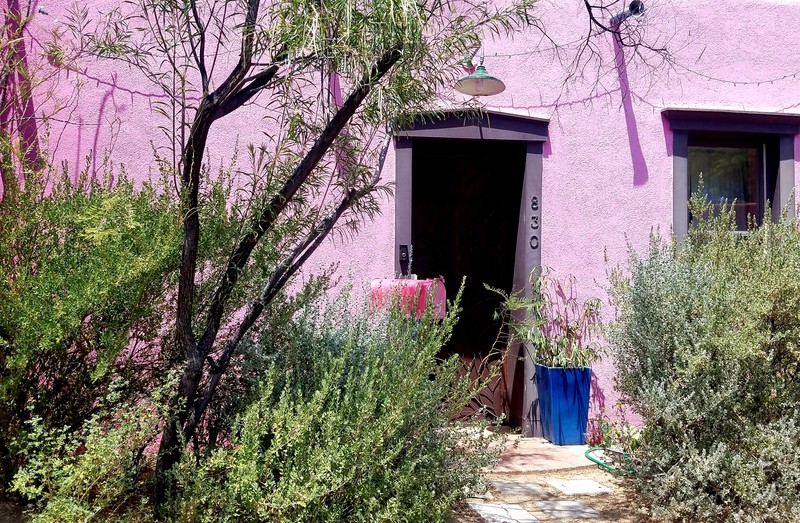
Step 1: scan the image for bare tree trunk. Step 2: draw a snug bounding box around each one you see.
[153,99,214,507]
[152,44,402,510]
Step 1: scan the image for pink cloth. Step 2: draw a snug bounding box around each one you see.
[369,278,446,319]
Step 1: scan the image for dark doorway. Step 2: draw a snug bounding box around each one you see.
[411,139,525,415]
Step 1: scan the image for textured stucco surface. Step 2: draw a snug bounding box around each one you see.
[14,0,800,417]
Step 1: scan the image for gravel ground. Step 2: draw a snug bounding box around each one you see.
[0,501,21,523]
[2,466,651,523]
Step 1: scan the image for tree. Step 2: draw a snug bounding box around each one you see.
[59,0,542,502]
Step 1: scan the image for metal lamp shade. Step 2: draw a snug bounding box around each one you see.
[454,65,505,96]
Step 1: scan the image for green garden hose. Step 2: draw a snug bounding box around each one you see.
[584,446,636,476]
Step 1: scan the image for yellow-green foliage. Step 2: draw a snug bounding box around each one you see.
[14,289,503,522]
[11,378,176,523]
[170,289,501,522]
[0,173,181,488]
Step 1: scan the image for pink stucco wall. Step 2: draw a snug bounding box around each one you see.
[10,0,800,418]
[310,0,800,414]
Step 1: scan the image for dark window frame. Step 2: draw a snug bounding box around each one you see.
[664,109,800,238]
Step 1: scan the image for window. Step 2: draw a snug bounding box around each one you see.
[664,109,800,238]
[687,132,778,231]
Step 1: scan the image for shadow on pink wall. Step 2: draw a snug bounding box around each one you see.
[0,0,42,196]
[614,34,648,187]
[4,3,184,193]
[542,136,552,158]
[589,368,606,413]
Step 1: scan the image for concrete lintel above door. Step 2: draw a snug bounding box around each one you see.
[397,109,549,142]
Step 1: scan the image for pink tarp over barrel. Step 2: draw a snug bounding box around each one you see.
[369,278,446,319]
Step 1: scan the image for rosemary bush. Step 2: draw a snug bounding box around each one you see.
[172,289,501,522]
[13,288,501,521]
[609,194,800,522]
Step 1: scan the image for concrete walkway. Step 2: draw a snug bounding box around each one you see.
[492,436,591,474]
[453,437,648,523]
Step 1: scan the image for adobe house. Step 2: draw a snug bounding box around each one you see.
[7,0,800,429]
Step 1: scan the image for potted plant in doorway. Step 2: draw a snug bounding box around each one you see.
[500,272,603,445]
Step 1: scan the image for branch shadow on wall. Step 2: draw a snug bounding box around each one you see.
[0,0,42,196]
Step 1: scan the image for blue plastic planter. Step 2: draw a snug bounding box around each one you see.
[534,364,592,445]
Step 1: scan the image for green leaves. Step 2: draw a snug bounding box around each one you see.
[0,174,180,488]
[610,191,800,521]
[2,176,179,370]
[11,384,169,523]
[171,289,502,522]
[495,272,604,369]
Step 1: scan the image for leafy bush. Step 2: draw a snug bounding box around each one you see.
[0,164,247,492]
[497,272,603,368]
[0,171,181,489]
[170,289,500,522]
[609,195,800,522]
[14,288,501,522]
[10,377,175,523]
[587,401,641,455]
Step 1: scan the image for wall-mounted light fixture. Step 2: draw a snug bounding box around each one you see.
[610,0,645,26]
[454,49,505,97]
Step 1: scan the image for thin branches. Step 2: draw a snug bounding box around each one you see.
[195,46,402,358]
[189,0,209,94]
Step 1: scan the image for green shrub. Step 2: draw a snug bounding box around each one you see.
[609,195,800,522]
[0,165,243,492]
[171,288,501,522]
[10,378,175,523]
[14,288,501,522]
[496,272,603,368]
[0,172,181,490]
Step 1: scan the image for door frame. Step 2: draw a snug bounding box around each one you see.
[394,109,549,427]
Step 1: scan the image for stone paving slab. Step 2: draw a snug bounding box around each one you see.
[471,490,495,501]
[547,479,612,495]
[492,437,591,473]
[536,500,600,519]
[491,480,548,497]
[468,502,540,523]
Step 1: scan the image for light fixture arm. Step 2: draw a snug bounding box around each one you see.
[610,0,645,26]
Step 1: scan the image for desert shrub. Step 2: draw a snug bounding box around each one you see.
[171,288,501,522]
[10,378,175,523]
[13,287,500,522]
[0,171,181,490]
[0,162,250,492]
[609,194,800,522]
[193,274,333,455]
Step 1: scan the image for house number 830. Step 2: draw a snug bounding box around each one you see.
[530,196,540,251]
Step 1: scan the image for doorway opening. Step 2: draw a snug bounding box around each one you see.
[411,138,526,419]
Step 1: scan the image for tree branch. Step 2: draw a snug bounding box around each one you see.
[189,0,209,94]
[195,47,402,357]
[212,64,278,119]
[206,0,261,106]
[174,0,264,363]
[187,132,392,436]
